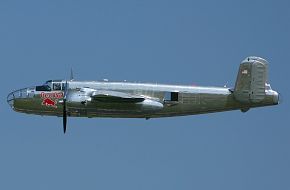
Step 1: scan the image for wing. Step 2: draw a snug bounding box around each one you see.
[91,90,145,103]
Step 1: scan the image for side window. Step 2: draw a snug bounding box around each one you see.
[53,83,61,91]
[171,92,179,101]
[164,92,171,101]
[164,92,179,101]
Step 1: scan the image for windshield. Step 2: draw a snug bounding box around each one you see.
[35,80,52,91]
[36,85,51,91]
[35,80,64,91]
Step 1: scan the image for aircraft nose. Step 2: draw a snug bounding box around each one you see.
[7,87,34,109]
[7,91,15,108]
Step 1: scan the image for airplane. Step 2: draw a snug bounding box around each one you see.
[7,56,279,133]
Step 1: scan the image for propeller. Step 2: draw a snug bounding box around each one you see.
[63,80,68,133]
[62,69,74,134]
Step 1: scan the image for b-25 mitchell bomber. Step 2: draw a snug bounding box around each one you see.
[7,56,279,133]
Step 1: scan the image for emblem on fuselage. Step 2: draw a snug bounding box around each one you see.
[40,92,63,108]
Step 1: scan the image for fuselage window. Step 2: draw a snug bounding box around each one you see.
[164,91,179,101]
[171,92,179,101]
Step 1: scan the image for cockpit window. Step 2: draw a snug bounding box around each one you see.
[53,83,61,91]
[44,81,52,88]
[35,80,52,91]
[36,80,64,91]
[36,85,51,91]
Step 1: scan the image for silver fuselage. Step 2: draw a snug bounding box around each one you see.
[7,81,279,118]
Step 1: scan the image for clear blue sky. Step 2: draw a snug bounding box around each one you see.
[0,0,289,189]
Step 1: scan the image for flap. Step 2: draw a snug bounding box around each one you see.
[91,90,144,103]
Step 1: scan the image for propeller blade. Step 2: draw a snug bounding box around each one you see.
[70,68,74,81]
[63,99,67,133]
[63,80,68,134]
[64,80,68,99]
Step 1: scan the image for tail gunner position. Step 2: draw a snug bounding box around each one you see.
[7,56,279,133]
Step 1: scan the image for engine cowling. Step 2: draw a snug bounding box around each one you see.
[66,88,94,105]
[137,99,164,111]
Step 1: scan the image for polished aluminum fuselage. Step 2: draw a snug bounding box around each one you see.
[7,81,279,118]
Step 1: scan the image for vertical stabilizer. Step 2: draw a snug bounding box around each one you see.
[234,56,268,103]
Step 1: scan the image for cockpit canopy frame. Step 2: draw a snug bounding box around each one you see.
[36,80,64,91]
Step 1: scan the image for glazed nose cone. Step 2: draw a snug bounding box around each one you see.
[7,88,31,110]
[7,91,15,108]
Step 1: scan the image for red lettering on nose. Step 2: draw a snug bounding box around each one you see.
[40,92,63,108]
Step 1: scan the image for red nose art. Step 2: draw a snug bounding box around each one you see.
[42,98,57,108]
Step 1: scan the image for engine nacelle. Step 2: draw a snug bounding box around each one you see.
[66,88,93,105]
[137,99,164,111]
